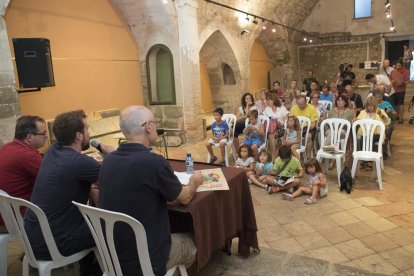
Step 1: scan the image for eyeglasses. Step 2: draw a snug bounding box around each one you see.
[31,132,48,136]
[141,120,160,127]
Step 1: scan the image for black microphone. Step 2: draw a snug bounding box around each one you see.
[90,139,103,153]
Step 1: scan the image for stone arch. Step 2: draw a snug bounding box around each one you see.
[199,30,242,115]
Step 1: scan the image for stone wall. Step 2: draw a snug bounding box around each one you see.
[0,0,19,145]
[298,34,382,87]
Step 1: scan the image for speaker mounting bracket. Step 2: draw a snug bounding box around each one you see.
[17,87,42,94]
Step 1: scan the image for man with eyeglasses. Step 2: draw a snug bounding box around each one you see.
[99,106,203,275]
[25,110,114,275]
[0,115,47,233]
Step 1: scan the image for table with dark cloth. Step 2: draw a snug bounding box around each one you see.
[168,160,259,270]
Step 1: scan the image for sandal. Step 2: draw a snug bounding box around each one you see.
[305,197,318,204]
[282,193,294,201]
[209,156,217,164]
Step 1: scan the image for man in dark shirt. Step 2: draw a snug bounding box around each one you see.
[0,115,47,232]
[341,64,356,86]
[25,110,113,274]
[302,70,317,94]
[344,84,364,115]
[99,106,203,276]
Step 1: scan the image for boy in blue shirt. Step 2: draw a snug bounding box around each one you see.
[206,108,229,166]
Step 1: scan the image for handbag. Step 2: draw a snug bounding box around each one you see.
[276,127,285,138]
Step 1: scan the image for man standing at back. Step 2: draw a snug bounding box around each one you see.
[0,115,47,232]
[99,106,202,276]
[390,60,410,123]
[25,110,113,275]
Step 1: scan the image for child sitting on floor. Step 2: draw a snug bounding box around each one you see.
[264,145,303,194]
[235,144,255,172]
[247,150,273,189]
[281,158,328,204]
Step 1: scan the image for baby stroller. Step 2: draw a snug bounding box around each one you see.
[409,96,414,124]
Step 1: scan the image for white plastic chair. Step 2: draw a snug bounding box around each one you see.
[0,190,19,276]
[245,115,270,152]
[295,116,311,162]
[319,100,333,110]
[207,113,237,167]
[0,193,95,276]
[316,119,351,186]
[351,119,385,190]
[73,201,187,276]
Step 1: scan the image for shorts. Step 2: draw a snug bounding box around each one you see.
[302,127,317,140]
[243,137,263,147]
[208,138,228,144]
[390,92,406,106]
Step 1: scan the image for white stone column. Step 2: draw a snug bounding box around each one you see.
[176,0,203,142]
[0,0,20,145]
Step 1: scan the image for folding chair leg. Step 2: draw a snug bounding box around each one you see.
[224,147,229,167]
[336,157,342,187]
[0,238,7,276]
[22,255,30,276]
[376,159,383,190]
[351,159,358,179]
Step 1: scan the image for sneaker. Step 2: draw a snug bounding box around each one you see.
[288,187,295,194]
[247,179,252,184]
[282,193,294,201]
[268,186,280,194]
[304,197,318,204]
[220,161,226,167]
[266,185,273,194]
[264,184,269,190]
[209,156,217,164]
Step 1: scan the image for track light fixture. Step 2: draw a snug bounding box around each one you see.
[245,15,249,22]
[385,0,391,9]
[262,25,266,30]
[252,17,258,25]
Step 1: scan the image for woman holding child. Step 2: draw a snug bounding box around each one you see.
[234,92,256,152]
[263,93,288,160]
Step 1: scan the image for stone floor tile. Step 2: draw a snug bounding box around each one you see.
[294,232,331,251]
[336,199,363,210]
[320,226,354,244]
[365,217,398,232]
[303,215,338,231]
[359,233,399,253]
[272,210,303,225]
[379,247,414,271]
[401,268,414,276]
[354,197,384,207]
[267,237,305,254]
[327,210,361,226]
[307,245,349,263]
[369,202,414,217]
[382,228,414,247]
[255,214,279,229]
[257,223,291,242]
[341,221,378,238]
[347,207,380,221]
[388,214,414,229]
[335,239,376,260]
[281,220,316,236]
[351,254,400,275]
[280,254,330,276]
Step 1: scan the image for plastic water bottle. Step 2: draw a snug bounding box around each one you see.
[185,153,194,174]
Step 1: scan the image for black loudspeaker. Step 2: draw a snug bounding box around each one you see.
[12,38,55,89]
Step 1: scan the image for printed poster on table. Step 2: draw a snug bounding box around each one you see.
[174,168,229,192]
[197,168,229,192]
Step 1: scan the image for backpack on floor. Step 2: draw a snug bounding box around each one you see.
[340,167,353,194]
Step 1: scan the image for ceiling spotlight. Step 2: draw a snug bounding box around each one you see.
[385,0,391,8]
[241,29,250,35]
[162,0,168,3]
[262,25,267,30]
[303,37,307,41]
[272,28,276,33]
[310,39,313,43]
[245,15,249,22]
[390,26,395,31]
[386,12,392,18]
[252,17,258,25]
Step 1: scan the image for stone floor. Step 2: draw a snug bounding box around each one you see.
[5,121,414,275]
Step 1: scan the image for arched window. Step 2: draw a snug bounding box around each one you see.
[146,45,176,105]
[222,63,236,85]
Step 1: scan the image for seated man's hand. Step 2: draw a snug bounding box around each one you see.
[100,144,116,155]
[189,171,203,188]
